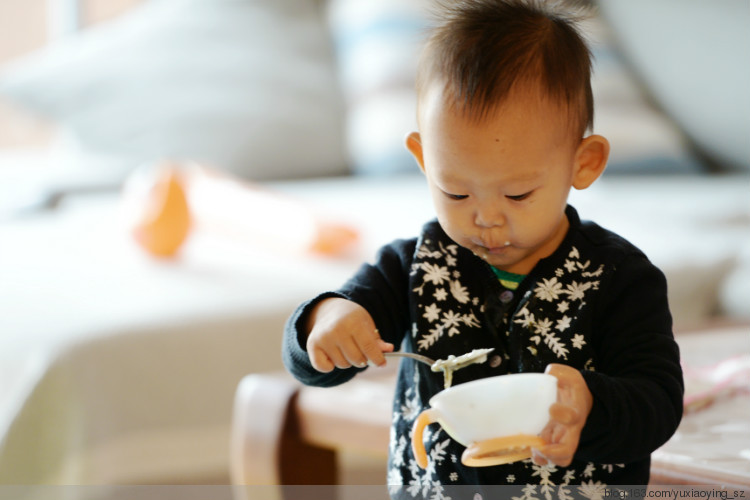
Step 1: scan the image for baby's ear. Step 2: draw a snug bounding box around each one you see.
[405,132,426,172]
[572,135,609,190]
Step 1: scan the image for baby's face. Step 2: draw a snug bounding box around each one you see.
[408,85,582,275]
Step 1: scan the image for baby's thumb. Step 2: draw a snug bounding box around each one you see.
[377,338,395,353]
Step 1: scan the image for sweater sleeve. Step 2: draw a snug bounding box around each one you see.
[577,254,684,464]
[281,238,416,388]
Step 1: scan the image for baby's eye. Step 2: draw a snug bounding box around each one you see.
[506,191,532,201]
[443,191,469,201]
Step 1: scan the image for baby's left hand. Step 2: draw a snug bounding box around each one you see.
[532,363,594,467]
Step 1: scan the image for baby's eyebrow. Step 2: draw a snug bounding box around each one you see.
[498,170,543,184]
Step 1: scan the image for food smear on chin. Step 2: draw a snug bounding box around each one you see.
[430,348,494,389]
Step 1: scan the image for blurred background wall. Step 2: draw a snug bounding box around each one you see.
[0,0,144,149]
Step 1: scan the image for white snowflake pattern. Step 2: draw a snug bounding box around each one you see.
[556,315,572,332]
[423,303,442,323]
[449,280,471,304]
[534,317,553,336]
[582,264,604,278]
[577,480,607,500]
[391,435,408,467]
[463,312,481,328]
[562,469,576,484]
[430,483,452,500]
[534,277,564,301]
[441,310,463,336]
[387,468,405,498]
[582,463,596,478]
[430,439,452,465]
[600,463,625,474]
[531,463,557,500]
[422,262,451,285]
[416,240,443,260]
[557,301,570,313]
[413,239,485,351]
[389,425,399,455]
[558,487,576,500]
[443,242,459,256]
[514,307,536,329]
[401,395,421,421]
[572,334,586,349]
[512,484,539,500]
[541,327,569,359]
[564,281,592,301]
[418,325,443,350]
[406,468,424,498]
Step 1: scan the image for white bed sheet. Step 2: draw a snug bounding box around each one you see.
[0,150,748,484]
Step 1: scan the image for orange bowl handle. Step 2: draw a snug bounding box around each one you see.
[411,409,439,469]
[461,434,546,467]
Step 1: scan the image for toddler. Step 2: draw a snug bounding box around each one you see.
[283,0,683,497]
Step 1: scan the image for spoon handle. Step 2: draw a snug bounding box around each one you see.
[384,351,436,366]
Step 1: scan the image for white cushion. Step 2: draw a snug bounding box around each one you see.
[325,1,703,176]
[0,0,348,182]
[584,16,703,175]
[597,0,750,172]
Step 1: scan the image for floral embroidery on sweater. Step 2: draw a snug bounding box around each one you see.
[387,231,626,498]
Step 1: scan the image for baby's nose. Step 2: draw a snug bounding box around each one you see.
[474,204,506,228]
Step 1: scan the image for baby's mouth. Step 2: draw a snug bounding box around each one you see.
[486,242,512,256]
[487,243,511,254]
[473,240,512,259]
[477,239,511,249]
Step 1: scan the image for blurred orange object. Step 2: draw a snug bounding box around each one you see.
[122,161,359,258]
[182,164,360,257]
[122,163,191,258]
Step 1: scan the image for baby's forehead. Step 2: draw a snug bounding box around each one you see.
[419,80,578,133]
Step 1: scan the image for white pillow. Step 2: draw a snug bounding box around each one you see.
[325,1,704,176]
[0,0,348,182]
[584,16,703,174]
[597,0,750,172]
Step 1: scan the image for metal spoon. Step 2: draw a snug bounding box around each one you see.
[384,351,436,366]
[384,348,495,369]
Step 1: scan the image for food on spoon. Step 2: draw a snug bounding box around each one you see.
[431,348,494,389]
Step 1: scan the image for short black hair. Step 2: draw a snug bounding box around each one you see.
[417,0,594,136]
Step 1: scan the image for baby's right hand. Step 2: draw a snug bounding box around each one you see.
[305,297,394,373]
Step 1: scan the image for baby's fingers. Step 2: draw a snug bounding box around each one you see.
[310,346,336,373]
[549,402,580,426]
[535,441,577,467]
[355,328,394,367]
